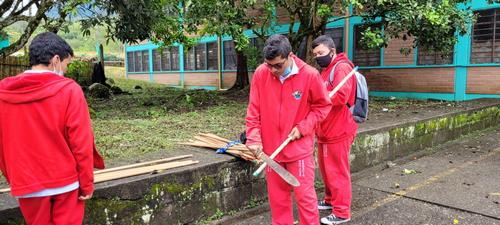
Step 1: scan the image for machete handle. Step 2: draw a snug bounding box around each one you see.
[253,136,293,177]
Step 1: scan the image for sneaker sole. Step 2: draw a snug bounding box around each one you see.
[318,206,333,210]
[320,218,350,225]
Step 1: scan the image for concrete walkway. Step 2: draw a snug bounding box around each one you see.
[228,125,500,225]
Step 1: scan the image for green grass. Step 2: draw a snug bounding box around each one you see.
[89,77,247,161]
[89,72,450,162]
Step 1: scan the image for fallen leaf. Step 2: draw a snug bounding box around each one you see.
[402,169,419,175]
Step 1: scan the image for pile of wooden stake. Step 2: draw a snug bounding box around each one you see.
[0,155,198,194]
[181,133,257,161]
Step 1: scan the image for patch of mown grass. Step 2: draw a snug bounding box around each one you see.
[369,96,448,112]
[89,77,247,160]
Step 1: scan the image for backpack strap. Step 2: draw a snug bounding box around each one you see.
[328,61,352,87]
[328,61,356,107]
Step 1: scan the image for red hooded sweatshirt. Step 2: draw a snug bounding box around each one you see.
[315,53,358,143]
[246,54,332,162]
[0,71,104,196]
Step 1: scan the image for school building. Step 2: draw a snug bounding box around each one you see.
[124,1,500,101]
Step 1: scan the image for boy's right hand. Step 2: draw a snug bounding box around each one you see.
[246,144,263,156]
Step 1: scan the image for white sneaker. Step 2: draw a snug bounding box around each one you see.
[321,214,350,225]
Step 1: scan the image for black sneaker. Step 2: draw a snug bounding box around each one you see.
[321,214,350,224]
[318,200,333,210]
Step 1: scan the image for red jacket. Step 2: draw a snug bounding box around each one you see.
[246,55,332,162]
[0,71,104,196]
[316,53,358,143]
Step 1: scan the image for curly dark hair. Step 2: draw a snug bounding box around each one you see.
[29,32,74,66]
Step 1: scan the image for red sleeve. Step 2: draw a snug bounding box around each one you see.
[330,63,355,106]
[245,69,263,146]
[296,72,332,136]
[65,84,95,195]
[0,130,9,183]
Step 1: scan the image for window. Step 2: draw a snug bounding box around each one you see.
[152,50,161,71]
[353,25,381,66]
[141,50,149,72]
[184,42,218,71]
[248,37,265,70]
[171,47,180,70]
[417,48,453,65]
[325,27,344,53]
[127,52,135,72]
[184,47,195,70]
[195,43,207,70]
[134,51,142,72]
[126,50,150,72]
[207,42,218,70]
[223,41,237,70]
[471,8,500,64]
[148,47,183,72]
[161,48,171,71]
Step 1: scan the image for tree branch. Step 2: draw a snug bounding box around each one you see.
[11,0,38,16]
[0,0,55,58]
[0,15,32,29]
[10,0,24,16]
[0,0,15,16]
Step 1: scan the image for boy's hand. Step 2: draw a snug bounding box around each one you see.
[78,193,93,200]
[246,144,263,156]
[288,127,302,141]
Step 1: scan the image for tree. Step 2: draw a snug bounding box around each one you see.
[273,0,500,62]
[3,0,500,89]
[180,0,272,90]
[0,0,84,57]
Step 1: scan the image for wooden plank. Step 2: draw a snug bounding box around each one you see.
[94,155,193,175]
[94,160,198,183]
[0,160,198,194]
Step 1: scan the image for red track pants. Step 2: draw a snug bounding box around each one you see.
[18,189,85,225]
[317,135,355,219]
[266,155,319,225]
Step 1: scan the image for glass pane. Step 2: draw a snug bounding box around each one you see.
[152,50,161,71]
[142,50,150,72]
[161,48,171,71]
[171,47,180,70]
[184,48,195,71]
[134,51,142,72]
[127,52,135,72]
[470,9,496,64]
[195,43,207,70]
[353,25,381,66]
[207,42,218,70]
[223,41,237,70]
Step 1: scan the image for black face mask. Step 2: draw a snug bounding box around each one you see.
[315,52,333,68]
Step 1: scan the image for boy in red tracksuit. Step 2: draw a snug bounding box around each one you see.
[246,34,332,225]
[312,35,358,225]
[0,32,104,225]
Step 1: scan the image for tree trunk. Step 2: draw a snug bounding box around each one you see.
[229,48,249,90]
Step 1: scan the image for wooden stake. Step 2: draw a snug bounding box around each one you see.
[94,155,193,175]
[94,160,198,183]
[0,160,199,194]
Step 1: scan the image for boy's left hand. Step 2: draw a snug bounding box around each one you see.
[78,194,92,200]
